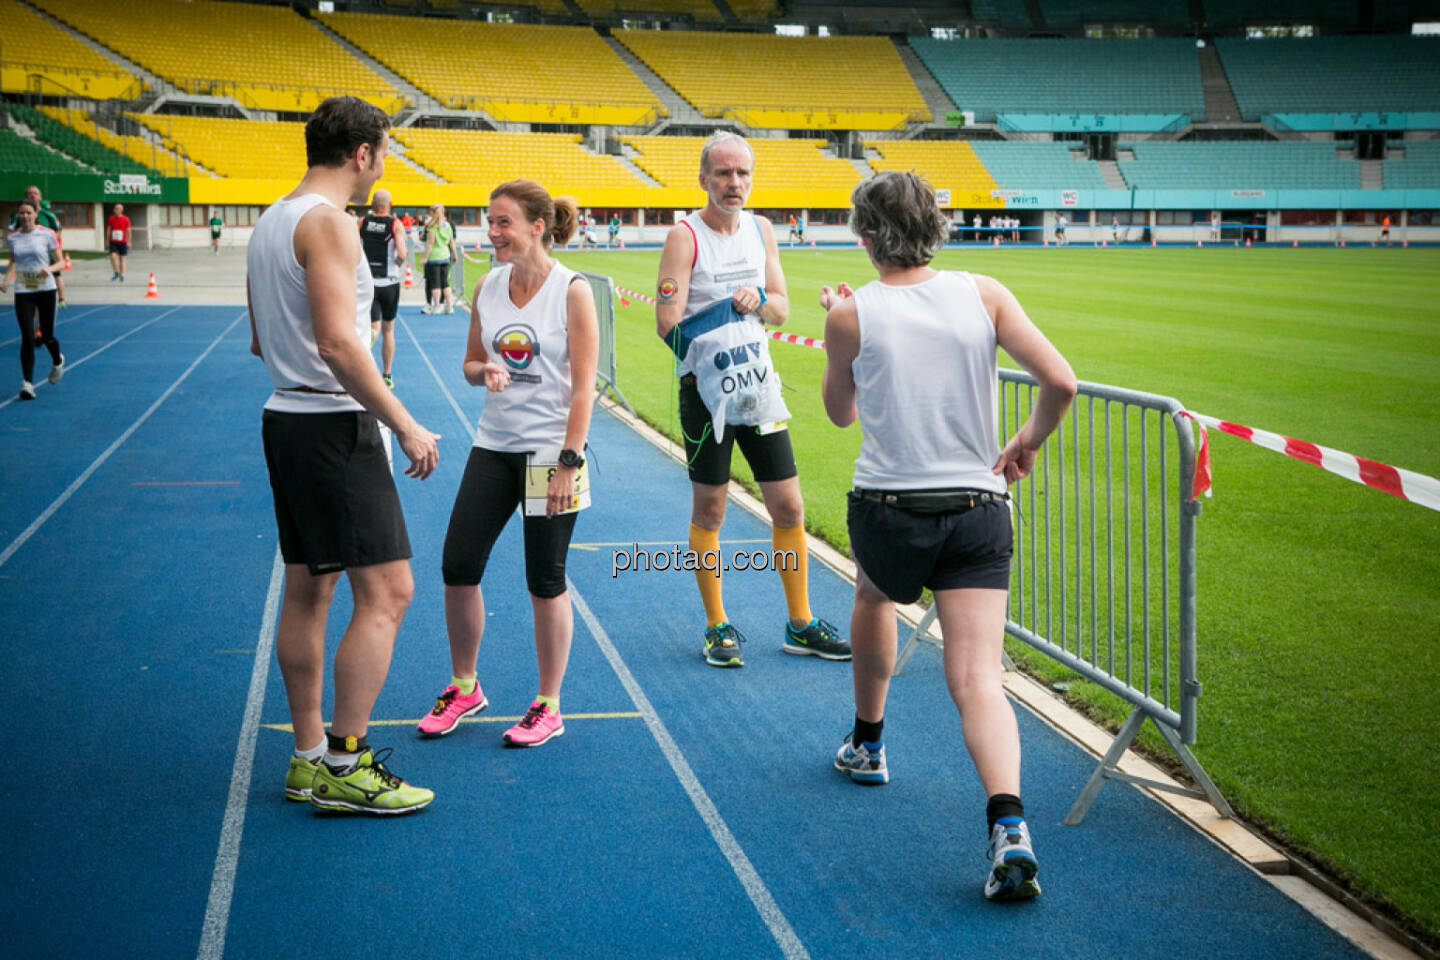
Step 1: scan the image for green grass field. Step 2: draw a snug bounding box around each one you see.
[476,246,1440,941]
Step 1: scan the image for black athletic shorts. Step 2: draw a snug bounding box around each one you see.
[424,261,450,297]
[371,283,400,324]
[442,446,578,598]
[261,409,411,576]
[847,492,1012,604]
[678,374,797,486]
[108,240,128,256]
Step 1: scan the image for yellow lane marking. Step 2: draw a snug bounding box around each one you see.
[260,711,642,733]
[568,538,769,552]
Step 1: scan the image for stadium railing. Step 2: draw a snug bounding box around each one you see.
[582,272,634,416]
[0,62,142,101]
[894,370,1233,824]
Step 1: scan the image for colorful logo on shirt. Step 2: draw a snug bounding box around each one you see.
[494,324,539,370]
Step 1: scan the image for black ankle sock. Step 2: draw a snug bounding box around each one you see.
[852,716,884,748]
[326,732,368,755]
[986,793,1024,832]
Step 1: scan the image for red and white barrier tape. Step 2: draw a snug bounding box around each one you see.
[1181,411,1440,511]
[767,331,825,349]
[614,285,656,306]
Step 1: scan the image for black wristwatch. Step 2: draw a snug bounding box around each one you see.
[558,448,585,469]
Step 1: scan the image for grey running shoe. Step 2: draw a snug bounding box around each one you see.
[984,818,1041,901]
[834,734,888,785]
[783,618,851,660]
[703,622,745,668]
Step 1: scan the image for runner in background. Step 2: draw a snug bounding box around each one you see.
[106,203,131,282]
[359,188,407,388]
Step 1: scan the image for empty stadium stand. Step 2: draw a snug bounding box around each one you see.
[1117,141,1362,189]
[393,128,646,196]
[0,128,89,176]
[1039,0,1190,27]
[1215,37,1440,120]
[624,134,861,191]
[131,115,432,182]
[866,139,1000,201]
[318,12,664,126]
[724,0,779,23]
[971,141,1110,189]
[615,30,930,130]
[37,107,207,178]
[31,0,402,114]
[7,102,147,176]
[909,38,1206,123]
[576,0,722,22]
[0,0,140,101]
[1383,139,1440,190]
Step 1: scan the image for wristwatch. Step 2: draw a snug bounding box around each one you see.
[558,448,585,469]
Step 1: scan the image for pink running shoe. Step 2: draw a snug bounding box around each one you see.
[502,700,564,747]
[416,682,488,738]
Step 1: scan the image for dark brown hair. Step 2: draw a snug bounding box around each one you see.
[848,171,949,268]
[490,179,577,248]
[305,96,390,169]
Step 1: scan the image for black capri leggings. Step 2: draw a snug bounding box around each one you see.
[424,261,450,300]
[15,290,61,383]
[442,446,578,598]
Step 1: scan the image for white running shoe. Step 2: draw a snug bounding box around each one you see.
[18,381,35,400]
[48,354,65,384]
[984,818,1041,901]
[421,304,433,315]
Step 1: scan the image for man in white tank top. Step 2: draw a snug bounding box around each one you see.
[246,96,441,816]
[654,132,850,669]
[820,171,1076,902]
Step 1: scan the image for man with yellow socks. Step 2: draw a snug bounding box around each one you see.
[655,132,849,668]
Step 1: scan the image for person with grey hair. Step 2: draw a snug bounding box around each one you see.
[818,170,1076,902]
[654,130,850,669]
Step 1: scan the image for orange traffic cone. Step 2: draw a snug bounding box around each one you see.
[1101,239,1107,248]
[618,239,625,250]
[62,252,73,271]
[402,263,415,288]
[1197,239,1203,247]
[1340,240,1346,248]
[1245,237,1251,248]
[1293,240,1298,248]
[809,239,815,248]
[1150,237,1156,247]
[144,272,160,300]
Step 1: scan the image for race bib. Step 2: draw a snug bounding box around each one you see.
[18,270,45,290]
[111,229,124,241]
[522,445,590,517]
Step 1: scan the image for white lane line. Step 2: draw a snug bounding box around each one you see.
[196,547,284,960]
[398,313,471,431]
[0,303,107,348]
[0,313,243,569]
[0,305,182,411]
[412,318,808,958]
[569,581,811,960]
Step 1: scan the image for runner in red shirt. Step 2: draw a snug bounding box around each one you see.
[106,203,132,283]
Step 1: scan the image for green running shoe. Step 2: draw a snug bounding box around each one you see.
[308,747,434,815]
[284,754,321,802]
[783,618,851,660]
[703,622,746,668]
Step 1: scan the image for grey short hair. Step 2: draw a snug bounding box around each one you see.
[699,131,754,175]
[848,171,949,268]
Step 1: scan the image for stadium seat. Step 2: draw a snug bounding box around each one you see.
[131,115,433,182]
[0,128,90,176]
[1382,140,1440,190]
[909,38,1206,123]
[724,0,778,23]
[865,140,1000,196]
[575,0,722,22]
[32,0,403,115]
[1116,140,1361,189]
[35,106,207,178]
[392,128,648,198]
[318,12,664,126]
[623,135,861,194]
[616,30,929,130]
[0,0,141,101]
[1215,37,1440,120]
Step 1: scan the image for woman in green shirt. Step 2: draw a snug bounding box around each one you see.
[422,203,459,315]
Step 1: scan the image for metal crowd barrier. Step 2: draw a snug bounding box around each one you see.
[582,272,634,415]
[893,370,1234,824]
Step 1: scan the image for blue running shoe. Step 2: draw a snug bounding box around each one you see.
[834,734,888,785]
[783,618,851,660]
[984,817,1041,901]
[703,622,745,667]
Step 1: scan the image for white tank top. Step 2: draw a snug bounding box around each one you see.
[248,194,372,414]
[850,271,1005,493]
[6,228,58,294]
[472,260,578,452]
[681,210,766,319]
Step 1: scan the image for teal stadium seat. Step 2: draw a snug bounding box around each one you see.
[1038,0,1189,29]
[970,141,1109,190]
[1215,37,1440,121]
[1116,140,1361,190]
[1382,140,1440,190]
[909,38,1206,123]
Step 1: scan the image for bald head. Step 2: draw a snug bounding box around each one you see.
[371,189,392,213]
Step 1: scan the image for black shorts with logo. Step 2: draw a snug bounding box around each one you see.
[108,240,128,256]
[678,374,797,486]
[261,409,411,576]
[847,491,1012,604]
[371,282,400,323]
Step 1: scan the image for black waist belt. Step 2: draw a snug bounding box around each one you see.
[853,488,1008,515]
[276,385,348,396]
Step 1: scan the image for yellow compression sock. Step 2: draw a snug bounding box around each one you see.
[535,694,559,712]
[772,523,812,625]
[689,524,727,627]
[452,676,477,696]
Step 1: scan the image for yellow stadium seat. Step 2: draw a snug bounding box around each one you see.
[39,106,209,178]
[616,30,929,130]
[33,0,403,115]
[0,0,141,100]
[622,134,860,208]
[318,12,664,126]
[865,140,1001,208]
